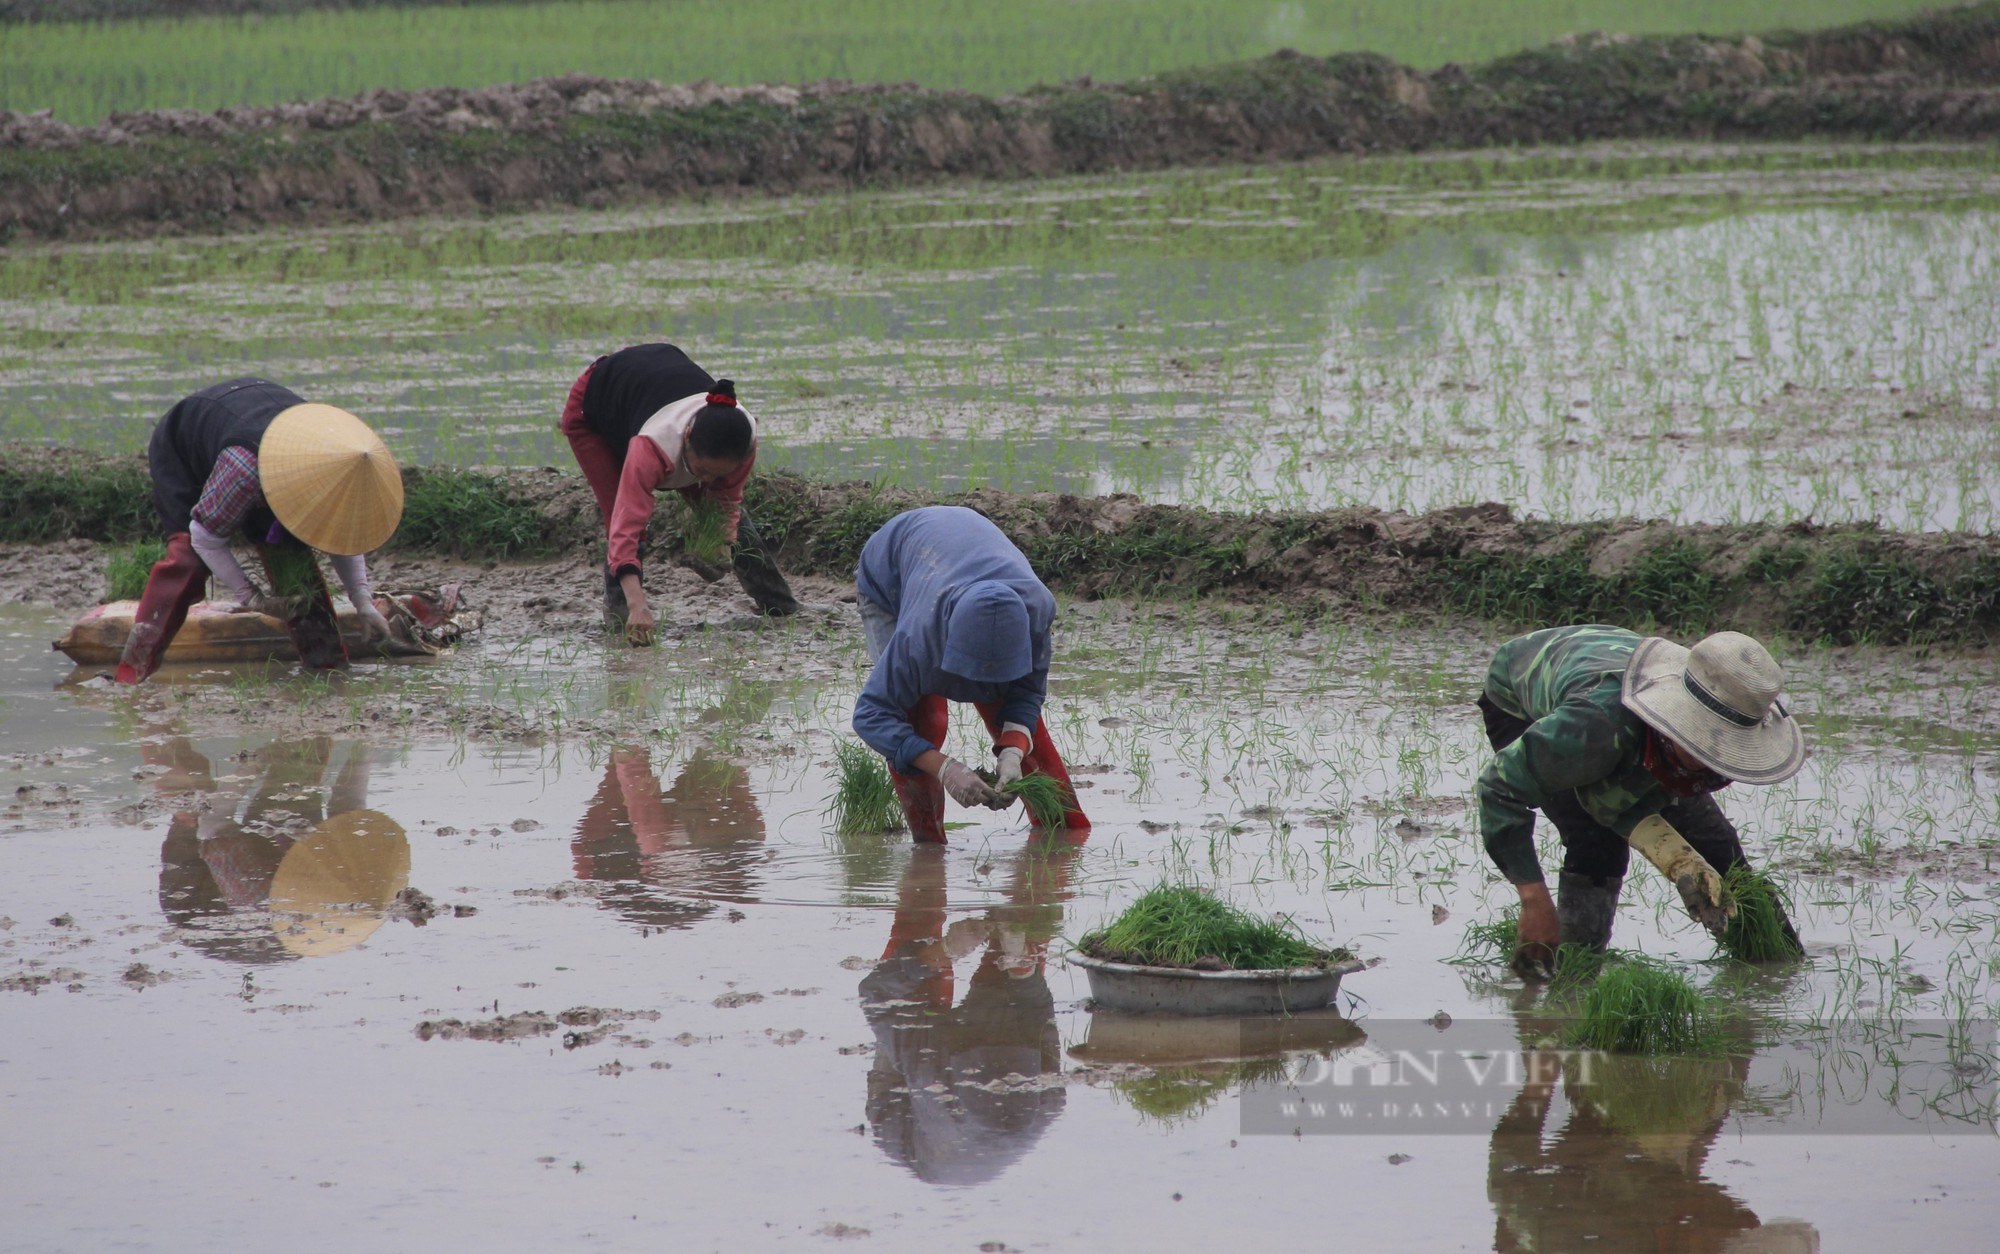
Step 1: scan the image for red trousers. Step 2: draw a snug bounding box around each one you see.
[116,532,206,684]
[115,533,348,684]
[888,697,1091,843]
[559,362,622,525]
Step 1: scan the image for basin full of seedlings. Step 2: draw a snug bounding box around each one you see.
[1071,884,1361,1016]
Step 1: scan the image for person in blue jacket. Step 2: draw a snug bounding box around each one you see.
[851,507,1090,842]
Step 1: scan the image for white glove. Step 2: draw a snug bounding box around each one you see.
[939,758,1005,809]
[995,746,1025,788]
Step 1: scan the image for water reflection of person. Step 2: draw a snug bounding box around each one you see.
[1486,989,1819,1254]
[860,838,1081,1186]
[569,745,767,930]
[155,737,385,964]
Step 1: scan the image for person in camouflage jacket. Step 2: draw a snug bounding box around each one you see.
[1476,624,1806,974]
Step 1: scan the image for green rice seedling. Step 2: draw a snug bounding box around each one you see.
[1569,959,1724,1055]
[1078,882,1347,971]
[1453,910,1519,963]
[827,740,903,837]
[1452,911,1616,988]
[1718,864,1805,962]
[999,772,1074,829]
[103,538,165,600]
[393,470,552,558]
[258,541,324,611]
[677,496,730,563]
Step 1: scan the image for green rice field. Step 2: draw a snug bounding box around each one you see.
[0,0,1946,123]
[5,141,1996,531]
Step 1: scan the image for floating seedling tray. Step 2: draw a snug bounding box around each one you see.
[1069,951,1366,1016]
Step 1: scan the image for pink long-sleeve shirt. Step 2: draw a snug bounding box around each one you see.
[606,394,757,580]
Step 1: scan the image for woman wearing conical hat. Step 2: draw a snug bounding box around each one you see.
[1476,625,1807,975]
[116,378,404,684]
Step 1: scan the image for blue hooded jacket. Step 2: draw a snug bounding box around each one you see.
[853,507,1057,773]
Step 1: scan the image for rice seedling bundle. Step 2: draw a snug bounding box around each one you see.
[1717,864,1804,962]
[1569,960,1723,1055]
[1078,883,1346,971]
[827,740,903,836]
[678,496,730,563]
[999,772,1073,829]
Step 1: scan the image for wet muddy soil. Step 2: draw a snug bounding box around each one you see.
[1,563,1996,1247]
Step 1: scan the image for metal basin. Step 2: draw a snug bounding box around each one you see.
[1068,951,1366,1016]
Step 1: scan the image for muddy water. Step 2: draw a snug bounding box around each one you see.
[3,597,1997,1248]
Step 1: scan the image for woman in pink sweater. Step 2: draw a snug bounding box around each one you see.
[559,343,799,644]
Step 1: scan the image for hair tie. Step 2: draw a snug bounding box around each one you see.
[705,391,737,407]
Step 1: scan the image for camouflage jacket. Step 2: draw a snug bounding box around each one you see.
[1477,625,1673,884]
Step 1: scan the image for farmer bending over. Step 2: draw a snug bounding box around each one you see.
[118,379,402,684]
[558,342,798,645]
[851,506,1090,843]
[1477,624,1805,975]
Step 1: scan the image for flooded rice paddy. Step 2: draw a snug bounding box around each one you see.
[4,137,2000,1247]
[3,142,1999,531]
[2,582,1997,1247]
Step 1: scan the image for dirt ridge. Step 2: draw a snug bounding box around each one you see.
[6,4,2000,239]
[5,445,1995,647]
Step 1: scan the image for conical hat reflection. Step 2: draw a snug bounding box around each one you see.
[268,808,410,957]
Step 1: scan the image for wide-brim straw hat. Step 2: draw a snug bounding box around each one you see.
[1621,632,1806,784]
[267,808,411,957]
[259,403,403,555]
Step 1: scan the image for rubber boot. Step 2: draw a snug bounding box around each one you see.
[116,532,208,684]
[257,539,347,671]
[731,510,799,617]
[603,565,628,628]
[891,695,951,844]
[1556,871,1622,951]
[973,704,1091,834]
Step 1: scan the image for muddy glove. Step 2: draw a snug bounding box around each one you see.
[939,758,1008,810]
[1629,814,1733,936]
[993,721,1032,789]
[355,602,393,644]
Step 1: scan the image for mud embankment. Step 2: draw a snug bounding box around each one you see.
[4,445,1995,647]
[6,5,2000,240]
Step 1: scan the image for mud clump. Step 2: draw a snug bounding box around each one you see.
[7,6,2000,240]
[416,1011,558,1042]
[385,887,438,925]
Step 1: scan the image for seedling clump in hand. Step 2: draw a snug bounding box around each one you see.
[1079,883,1349,972]
[999,772,1074,829]
[1717,864,1804,962]
[678,497,731,563]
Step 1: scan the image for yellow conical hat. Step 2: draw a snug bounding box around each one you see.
[259,403,404,556]
[268,808,411,957]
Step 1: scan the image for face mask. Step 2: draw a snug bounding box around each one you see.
[1642,731,1730,797]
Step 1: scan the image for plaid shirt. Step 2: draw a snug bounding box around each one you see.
[1477,625,1674,884]
[189,447,264,537]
